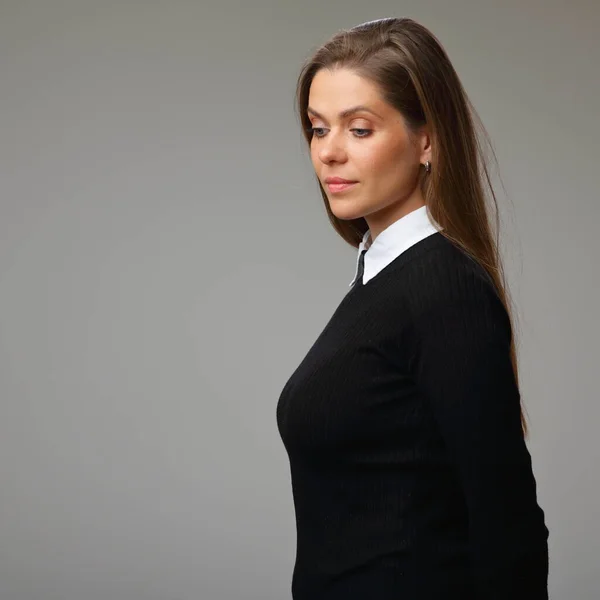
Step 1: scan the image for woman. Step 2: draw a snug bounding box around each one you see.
[276,17,549,600]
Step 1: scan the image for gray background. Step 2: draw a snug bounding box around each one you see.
[1,1,598,598]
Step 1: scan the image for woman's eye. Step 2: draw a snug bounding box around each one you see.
[306,127,372,138]
[352,128,372,137]
[308,127,326,137]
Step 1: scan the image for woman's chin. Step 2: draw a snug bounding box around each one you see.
[328,201,366,221]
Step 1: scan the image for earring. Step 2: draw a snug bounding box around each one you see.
[423,160,431,174]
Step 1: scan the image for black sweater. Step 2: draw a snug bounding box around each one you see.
[276,232,549,599]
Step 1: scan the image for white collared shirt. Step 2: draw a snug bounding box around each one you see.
[349,205,442,287]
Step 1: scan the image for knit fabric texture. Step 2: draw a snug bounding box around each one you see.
[276,232,549,599]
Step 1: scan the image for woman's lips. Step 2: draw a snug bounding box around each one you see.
[326,181,358,193]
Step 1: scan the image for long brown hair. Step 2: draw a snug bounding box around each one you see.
[295,17,529,436]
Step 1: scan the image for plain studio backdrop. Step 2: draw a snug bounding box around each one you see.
[0,1,598,599]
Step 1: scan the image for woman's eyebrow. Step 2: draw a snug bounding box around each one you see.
[307,105,382,120]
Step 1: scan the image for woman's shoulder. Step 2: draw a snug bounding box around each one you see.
[393,234,505,322]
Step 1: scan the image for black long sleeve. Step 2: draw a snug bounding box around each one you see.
[400,250,549,598]
[276,232,549,599]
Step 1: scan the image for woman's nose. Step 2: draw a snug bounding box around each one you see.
[318,131,347,163]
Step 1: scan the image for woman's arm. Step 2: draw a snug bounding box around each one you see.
[403,262,549,599]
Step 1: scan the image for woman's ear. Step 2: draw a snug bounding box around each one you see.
[418,126,432,165]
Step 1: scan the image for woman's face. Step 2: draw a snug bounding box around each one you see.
[307,67,430,239]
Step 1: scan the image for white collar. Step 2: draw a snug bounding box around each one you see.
[349,205,442,286]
